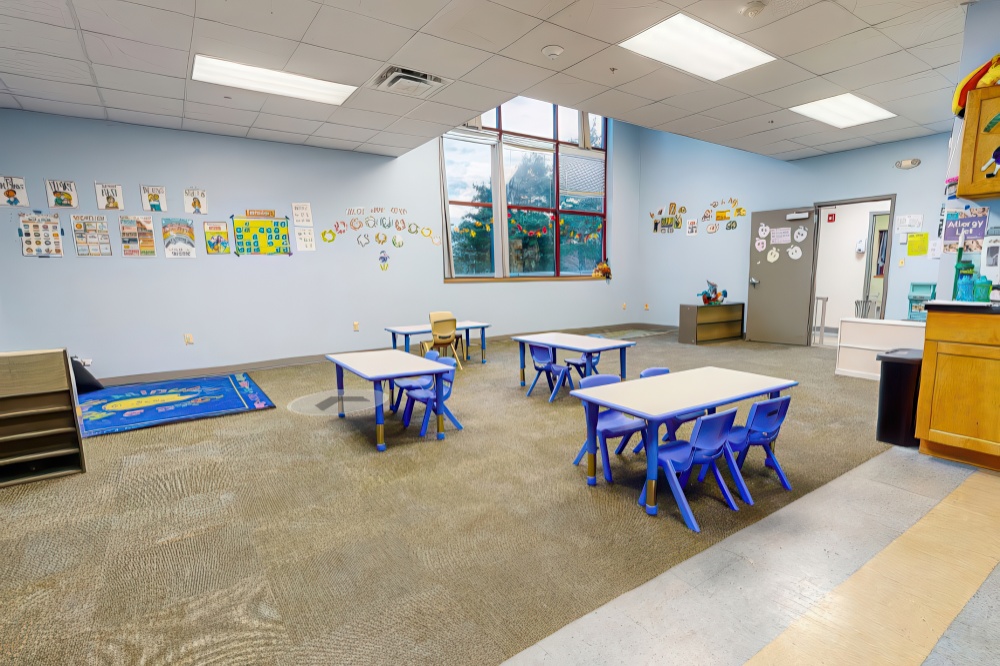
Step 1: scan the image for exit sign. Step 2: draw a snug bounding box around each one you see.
[827,213,836,223]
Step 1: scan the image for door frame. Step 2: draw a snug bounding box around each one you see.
[863,210,893,317]
[811,194,897,332]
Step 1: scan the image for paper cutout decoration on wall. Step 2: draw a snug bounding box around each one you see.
[408,223,419,235]
[767,247,780,263]
[346,207,365,216]
[321,229,336,243]
[726,220,738,231]
[232,216,290,255]
[734,207,747,217]
[140,185,167,212]
[95,183,124,211]
[755,238,766,252]
[18,213,62,257]
[432,236,441,246]
[707,223,719,234]
[357,234,370,247]
[365,215,377,228]
[793,226,808,242]
[686,220,698,236]
[392,234,404,248]
[292,202,313,227]
[787,245,802,260]
[71,215,111,256]
[757,223,770,238]
[701,209,713,223]
[333,221,347,235]
[120,215,156,257]
[295,227,316,251]
[184,188,207,215]
[1,176,29,207]
[379,250,389,271]
[715,210,731,221]
[375,232,387,245]
[45,179,78,209]
[350,218,363,231]
[204,222,230,254]
[162,218,197,258]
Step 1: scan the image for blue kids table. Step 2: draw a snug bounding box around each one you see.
[385,321,492,363]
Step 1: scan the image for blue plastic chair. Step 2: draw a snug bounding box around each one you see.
[572,374,648,483]
[401,357,462,437]
[622,367,706,455]
[526,344,574,403]
[726,396,793,491]
[566,334,603,378]
[637,408,751,533]
[390,351,439,413]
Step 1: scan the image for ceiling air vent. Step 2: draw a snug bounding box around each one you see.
[370,67,449,98]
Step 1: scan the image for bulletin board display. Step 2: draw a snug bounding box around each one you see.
[232,217,290,255]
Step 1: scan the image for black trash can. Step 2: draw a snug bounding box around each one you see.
[875,348,923,447]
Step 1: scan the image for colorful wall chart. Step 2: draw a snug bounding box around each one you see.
[184,188,206,214]
[140,185,167,212]
[18,213,63,257]
[71,214,112,256]
[232,216,291,255]
[120,215,156,257]
[45,179,78,209]
[162,218,197,258]
[1,175,29,207]
[204,222,230,254]
[95,183,124,210]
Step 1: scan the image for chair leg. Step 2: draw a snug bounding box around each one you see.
[737,447,749,469]
[391,389,404,414]
[419,401,432,437]
[598,433,613,484]
[574,441,587,466]
[545,371,555,393]
[442,404,462,430]
[664,464,700,532]
[711,462,739,511]
[697,464,709,484]
[679,467,693,488]
[450,342,463,371]
[527,370,544,397]
[762,445,792,491]
[723,445,754,505]
[615,432,634,455]
[548,368,567,402]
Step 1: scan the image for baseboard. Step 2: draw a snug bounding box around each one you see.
[834,368,879,381]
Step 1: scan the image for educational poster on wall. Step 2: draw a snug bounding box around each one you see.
[204,222,230,255]
[295,226,316,251]
[895,214,923,232]
[907,232,929,256]
[120,215,156,257]
[943,206,990,253]
[1,175,29,207]
[18,213,62,257]
[162,218,197,258]
[95,183,124,210]
[184,188,206,214]
[292,202,313,226]
[232,216,290,255]
[770,227,792,244]
[45,179,78,208]
[71,215,112,257]
[140,185,167,212]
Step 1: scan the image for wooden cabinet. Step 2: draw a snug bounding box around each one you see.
[0,349,86,488]
[916,305,1000,471]
[679,303,745,345]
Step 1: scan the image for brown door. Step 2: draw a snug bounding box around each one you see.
[746,207,818,345]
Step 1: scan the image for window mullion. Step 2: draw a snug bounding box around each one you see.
[494,140,509,278]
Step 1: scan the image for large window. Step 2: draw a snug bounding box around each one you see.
[442,98,607,279]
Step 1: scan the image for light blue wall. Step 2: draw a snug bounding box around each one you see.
[0,110,641,378]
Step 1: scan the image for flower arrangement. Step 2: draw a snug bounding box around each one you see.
[592,258,612,282]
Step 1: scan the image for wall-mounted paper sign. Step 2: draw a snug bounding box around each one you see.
[769,227,791,244]
[46,179,78,208]
[245,209,275,218]
[928,239,943,259]
[19,213,62,257]
[295,226,316,251]
[895,214,923,232]
[204,222,230,255]
[907,232,929,256]
[686,219,698,236]
[162,218,197,258]
[292,202,313,227]
[95,183,124,210]
[71,214,111,256]
[184,188,207,214]
[1,175,29,207]
[140,185,167,212]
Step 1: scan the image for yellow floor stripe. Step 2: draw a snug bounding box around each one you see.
[747,471,1000,665]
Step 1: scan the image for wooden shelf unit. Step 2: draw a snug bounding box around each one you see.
[679,302,745,345]
[0,350,86,488]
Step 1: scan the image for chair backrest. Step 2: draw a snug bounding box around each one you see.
[529,344,555,366]
[689,408,738,457]
[435,357,457,400]
[429,312,457,344]
[588,334,604,362]
[579,374,620,416]
[425,350,440,362]
[746,396,791,440]
[640,367,670,378]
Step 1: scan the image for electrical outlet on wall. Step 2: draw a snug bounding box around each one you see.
[353,321,359,332]
[184,333,194,345]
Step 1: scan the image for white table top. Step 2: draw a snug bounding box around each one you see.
[570,366,797,421]
[511,332,635,353]
[325,349,450,381]
[385,321,492,335]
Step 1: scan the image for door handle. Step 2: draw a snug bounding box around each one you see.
[750,277,760,287]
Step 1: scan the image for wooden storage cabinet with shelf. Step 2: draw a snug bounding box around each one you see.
[0,349,86,488]
[679,303,745,345]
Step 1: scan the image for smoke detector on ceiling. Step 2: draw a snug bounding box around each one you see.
[369,66,450,98]
[740,1,767,18]
[541,45,564,60]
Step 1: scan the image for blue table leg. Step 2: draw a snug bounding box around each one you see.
[620,347,627,380]
[644,420,660,514]
[465,328,471,361]
[336,365,345,418]
[404,334,411,354]
[480,327,487,363]
[585,352,593,377]
[389,378,396,413]
[435,373,445,440]
[374,380,386,451]
[584,400,599,486]
[390,332,397,350]
[518,342,526,386]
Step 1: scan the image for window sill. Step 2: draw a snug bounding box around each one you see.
[445,276,606,284]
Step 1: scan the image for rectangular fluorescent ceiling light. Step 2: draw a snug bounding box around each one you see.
[620,14,774,81]
[192,55,356,105]
[789,93,896,129]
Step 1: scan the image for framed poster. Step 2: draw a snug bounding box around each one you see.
[184,188,206,214]
[958,86,1000,200]
[120,215,156,257]
[140,185,167,212]
[71,214,112,256]
[162,218,197,258]
[18,213,63,257]
[45,179,78,208]
[232,216,290,255]
[95,183,125,210]
[204,222,230,254]
[1,175,29,207]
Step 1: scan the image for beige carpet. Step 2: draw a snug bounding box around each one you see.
[0,332,888,664]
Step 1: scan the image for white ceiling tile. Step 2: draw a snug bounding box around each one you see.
[662,84,745,112]
[0,15,87,60]
[0,49,93,86]
[922,118,954,134]
[756,76,845,107]
[701,97,780,123]
[520,73,607,106]
[423,0,541,52]
[769,146,826,160]
[16,96,106,119]
[367,130,433,148]
[343,88,424,115]
[0,92,19,108]
[742,2,867,58]
[733,119,828,144]
[385,116,454,136]
[355,143,410,157]
[686,0,821,35]
[0,0,76,28]
[182,117,249,136]
[252,113,323,134]
[720,60,814,96]
[488,0,575,19]
[321,0,452,30]
[499,20,607,72]
[562,46,661,88]
[461,55,553,93]
[907,32,962,69]
[195,0,320,41]
[824,50,929,90]
[406,100,479,124]
[391,32,492,79]
[785,27,900,76]
[183,100,259,126]
[615,66,708,101]
[431,81,514,109]
[577,88,649,118]
[934,63,959,85]
[875,1,964,49]
[0,74,102,104]
[754,139,810,155]
[881,88,952,125]
[283,44,383,86]
[106,107,183,129]
[793,117,912,145]
[83,31,189,77]
[807,136,875,153]
[325,106,400,130]
[654,113,723,134]
[708,109,811,139]
[189,19,298,71]
[247,127,310,144]
[304,135,362,150]
[258,95,339,121]
[74,0,194,51]
[855,70,951,104]
[615,101,687,127]
[185,80,267,111]
[92,64,185,98]
[122,0,196,14]
[548,0,677,43]
[863,125,934,143]
[833,0,941,24]
[100,88,184,115]
[303,5,415,60]
[314,122,380,141]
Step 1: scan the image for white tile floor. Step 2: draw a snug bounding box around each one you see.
[505,447,976,665]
